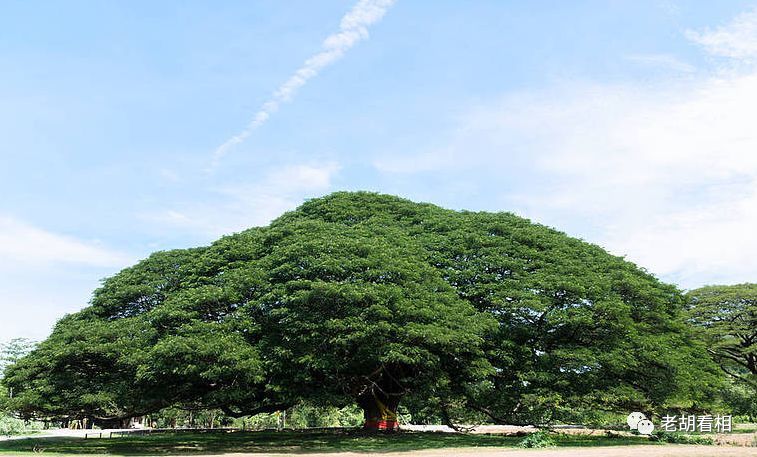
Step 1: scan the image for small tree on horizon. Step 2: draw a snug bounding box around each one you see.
[0,339,36,378]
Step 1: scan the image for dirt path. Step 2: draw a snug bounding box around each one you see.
[203,446,757,457]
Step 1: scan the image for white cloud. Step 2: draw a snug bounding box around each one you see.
[607,184,757,286]
[0,217,133,341]
[686,8,757,60]
[263,163,340,192]
[373,11,757,288]
[0,275,94,342]
[0,216,132,268]
[210,0,397,167]
[144,162,341,238]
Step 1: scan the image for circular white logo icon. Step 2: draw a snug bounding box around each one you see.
[637,419,655,435]
[627,412,646,429]
[627,412,654,435]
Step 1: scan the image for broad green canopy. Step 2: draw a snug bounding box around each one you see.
[4,192,721,426]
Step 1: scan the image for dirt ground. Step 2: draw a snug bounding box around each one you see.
[204,446,757,457]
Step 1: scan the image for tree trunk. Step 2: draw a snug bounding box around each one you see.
[277,410,286,431]
[357,379,402,431]
[94,417,131,429]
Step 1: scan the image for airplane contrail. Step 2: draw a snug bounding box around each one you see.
[210,0,397,167]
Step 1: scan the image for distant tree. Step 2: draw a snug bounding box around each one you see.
[0,338,36,377]
[686,284,757,386]
[721,381,757,421]
[2,192,723,430]
[0,338,36,412]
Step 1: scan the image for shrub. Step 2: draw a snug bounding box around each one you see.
[0,415,26,436]
[518,431,556,448]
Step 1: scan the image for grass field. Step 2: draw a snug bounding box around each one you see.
[0,429,660,455]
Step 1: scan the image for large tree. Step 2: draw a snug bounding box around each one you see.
[281,193,722,423]
[3,192,722,429]
[686,284,757,386]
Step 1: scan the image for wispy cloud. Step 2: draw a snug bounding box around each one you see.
[0,217,134,340]
[686,7,757,60]
[210,0,397,167]
[372,8,757,288]
[0,216,133,268]
[144,162,341,238]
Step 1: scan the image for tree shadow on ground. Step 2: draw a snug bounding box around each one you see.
[0,429,658,455]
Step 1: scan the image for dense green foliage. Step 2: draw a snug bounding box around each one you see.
[3,192,722,426]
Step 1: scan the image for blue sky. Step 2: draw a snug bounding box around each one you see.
[3,0,757,341]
